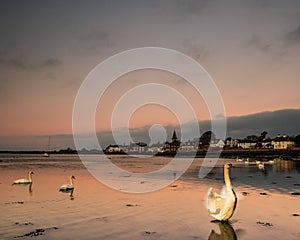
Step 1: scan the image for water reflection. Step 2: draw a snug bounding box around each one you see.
[200,158,300,194]
[28,183,33,195]
[273,158,300,173]
[12,182,33,196]
[208,221,237,240]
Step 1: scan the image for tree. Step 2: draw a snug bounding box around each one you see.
[200,131,216,146]
[295,134,300,147]
[258,131,268,142]
[245,135,258,142]
[257,131,268,149]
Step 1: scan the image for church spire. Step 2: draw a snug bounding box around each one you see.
[172,130,178,142]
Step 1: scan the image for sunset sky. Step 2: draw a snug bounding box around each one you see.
[0,0,300,150]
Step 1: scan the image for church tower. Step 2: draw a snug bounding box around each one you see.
[172,130,178,142]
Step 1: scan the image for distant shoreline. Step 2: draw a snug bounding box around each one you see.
[2,149,299,159]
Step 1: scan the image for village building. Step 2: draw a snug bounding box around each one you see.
[147,143,163,153]
[210,139,225,149]
[260,139,273,149]
[224,138,238,149]
[104,144,123,153]
[179,139,198,152]
[128,142,148,153]
[272,134,295,149]
[237,140,257,149]
[162,130,181,153]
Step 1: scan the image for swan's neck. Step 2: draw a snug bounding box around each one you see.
[69,177,74,185]
[28,173,33,182]
[224,167,232,190]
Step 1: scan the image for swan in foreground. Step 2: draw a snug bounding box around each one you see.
[206,163,237,221]
[13,171,34,184]
[59,176,75,191]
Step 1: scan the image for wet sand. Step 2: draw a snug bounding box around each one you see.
[0,154,299,239]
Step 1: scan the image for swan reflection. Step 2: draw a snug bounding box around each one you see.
[208,221,237,240]
[28,183,33,195]
[12,182,33,196]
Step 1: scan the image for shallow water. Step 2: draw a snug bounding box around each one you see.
[0,154,299,239]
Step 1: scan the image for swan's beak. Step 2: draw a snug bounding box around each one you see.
[228,163,233,167]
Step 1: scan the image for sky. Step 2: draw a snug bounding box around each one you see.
[0,0,300,150]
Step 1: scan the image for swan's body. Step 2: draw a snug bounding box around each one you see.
[13,171,34,184]
[206,163,237,221]
[258,163,265,170]
[59,176,75,191]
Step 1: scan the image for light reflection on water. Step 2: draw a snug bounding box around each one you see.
[1,154,300,194]
[0,154,300,240]
[195,158,300,194]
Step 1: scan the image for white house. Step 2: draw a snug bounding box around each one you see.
[272,135,295,149]
[104,145,122,153]
[179,140,198,152]
[225,138,238,149]
[210,139,225,149]
[237,140,256,149]
[147,143,163,153]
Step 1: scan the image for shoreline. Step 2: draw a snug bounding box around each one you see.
[1,148,300,160]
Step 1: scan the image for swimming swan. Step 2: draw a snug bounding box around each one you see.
[59,176,75,191]
[206,163,237,221]
[13,171,34,184]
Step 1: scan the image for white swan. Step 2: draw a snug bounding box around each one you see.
[59,175,75,191]
[258,163,265,170]
[206,163,237,221]
[13,171,34,184]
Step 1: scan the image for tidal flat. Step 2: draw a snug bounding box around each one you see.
[0,154,299,239]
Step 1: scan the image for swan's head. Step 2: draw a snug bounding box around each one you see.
[71,175,76,180]
[224,163,233,169]
[29,171,34,175]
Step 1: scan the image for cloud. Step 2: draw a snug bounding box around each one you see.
[284,25,300,45]
[247,35,272,53]
[1,109,299,151]
[78,28,115,51]
[98,109,300,147]
[0,56,62,70]
[226,109,300,138]
[174,0,209,16]
[181,39,209,61]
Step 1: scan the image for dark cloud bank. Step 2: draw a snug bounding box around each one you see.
[1,108,299,151]
[98,108,300,148]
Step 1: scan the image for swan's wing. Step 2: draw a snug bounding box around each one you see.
[60,183,74,190]
[206,187,226,215]
[220,185,227,197]
[59,184,69,189]
[13,178,30,184]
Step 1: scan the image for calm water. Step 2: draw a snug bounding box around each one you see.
[0,154,299,239]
